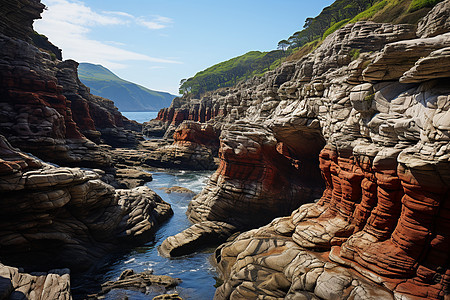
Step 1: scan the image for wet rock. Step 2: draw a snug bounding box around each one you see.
[89,269,181,299]
[0,134,173,272]
[161,186,195,194]
[159,221,237,257]
[115,167,153,189]
[152,293,184,300]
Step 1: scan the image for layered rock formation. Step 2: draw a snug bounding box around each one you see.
[143,93,224,138]
[161,3,450,299]
[143,121,219,170]
[56,59,142,148]
[0,1,141,171]
[0,263,70,299]
[0,134,173,272]
[0,2,174,298]
[90,269,181,298]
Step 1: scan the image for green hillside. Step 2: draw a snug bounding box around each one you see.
[78,63,176,112]
[284,0,443,61]
[179,50,289,97]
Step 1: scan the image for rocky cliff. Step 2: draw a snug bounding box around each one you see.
[0,1,173,298]
[0,1,141,170]
[160,2,450,299]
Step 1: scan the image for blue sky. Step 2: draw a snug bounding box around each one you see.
[35,0,334,95]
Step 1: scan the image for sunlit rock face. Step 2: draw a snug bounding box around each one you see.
[144,93,223,138]
[142,121,219,170]
[161,3,450,299]
[0,263,71,299]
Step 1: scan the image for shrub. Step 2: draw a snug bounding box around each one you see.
[349,48,361,60]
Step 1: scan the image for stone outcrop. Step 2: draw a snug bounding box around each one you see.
[114,167,153,188]
[0,33,111,168]
[0,2,179,298]
[142,121,219,170]
[89,269,181,299]
[56,59,142,148]
[0,1,142,171]
[363,33,450,81]
[144,93,224,138]
[0,263,70,300]
[0,0,45,41]
[417,0,450,38]
[160,221,237,257]
[400,46,450,83]
[0,134,173,272]
[160,3,450,299]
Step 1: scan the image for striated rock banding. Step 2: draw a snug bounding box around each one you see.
[143,121,219,170]
[0,1,142,171]
[0,134,173,272]
[0,263,71,300]
[160,3,450,299]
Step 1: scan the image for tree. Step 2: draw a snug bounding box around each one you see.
[277,40,290,51]
[304,17,314,28]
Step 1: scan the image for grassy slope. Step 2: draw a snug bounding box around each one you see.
[78,63,176,112]
[349,0,437,24]
[286,0,442,62]
[180,50,288,96]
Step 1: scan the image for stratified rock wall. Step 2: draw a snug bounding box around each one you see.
[0,0,141,170]
[0,0,171,291]
[161,3,450,299]
[0,0,45,41]
[142,121,219,170]
[0,135,173,272]
[56,59,141,147]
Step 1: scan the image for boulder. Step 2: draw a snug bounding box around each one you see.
[0,134,173,272]
[89,269,181,298]
[0,263,70,300]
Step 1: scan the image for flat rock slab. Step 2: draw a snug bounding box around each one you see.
[89,269,181,299]
[153,293,184,300]
[160,186,195,194]
[160,221,237,257]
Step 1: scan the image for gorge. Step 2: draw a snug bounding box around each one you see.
[1,0,450,299]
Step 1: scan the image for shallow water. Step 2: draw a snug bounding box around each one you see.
[100,170,217,299]
[122,111,158,123]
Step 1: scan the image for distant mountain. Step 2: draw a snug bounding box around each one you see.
[78,63,176,112]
